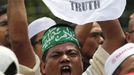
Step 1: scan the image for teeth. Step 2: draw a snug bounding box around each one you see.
[61,66,71,75]
[63,66,69,70]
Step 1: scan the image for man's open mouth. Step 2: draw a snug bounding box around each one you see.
[61,66,72,75]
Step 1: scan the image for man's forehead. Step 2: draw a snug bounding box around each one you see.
[129,19,134,30]
[90,27,102,33]
[0,14,7,21]
[49,43,79,52]
[90,24,102,33]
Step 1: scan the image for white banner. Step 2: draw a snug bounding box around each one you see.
[42,0,126,25]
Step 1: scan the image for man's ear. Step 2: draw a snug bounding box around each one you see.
[40,60,46,75]
[125,32,130,42]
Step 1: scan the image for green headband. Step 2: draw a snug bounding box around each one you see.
[42,24,80,54]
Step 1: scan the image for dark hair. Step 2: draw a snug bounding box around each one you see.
[41,49,49,61]
[0,5,7,15]
[45,23,75,32]
[30,35,38,48]
[4,62,17,75]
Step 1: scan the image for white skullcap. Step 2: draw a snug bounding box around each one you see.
[28,17,56,39]
[0,46,19,74]
[105,43,134,75]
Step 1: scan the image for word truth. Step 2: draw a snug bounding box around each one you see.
[70,0,100,12]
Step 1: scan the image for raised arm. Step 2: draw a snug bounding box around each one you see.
[7,0,35,68]
[98,19,126,54]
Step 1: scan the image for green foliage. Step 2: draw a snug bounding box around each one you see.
[25,0,55,23]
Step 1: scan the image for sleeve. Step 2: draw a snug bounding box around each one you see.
[19,54,41,75]
[82,45,110,75]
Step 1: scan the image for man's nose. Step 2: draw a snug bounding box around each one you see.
[60,54,70,64]
[99,36,104,44]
